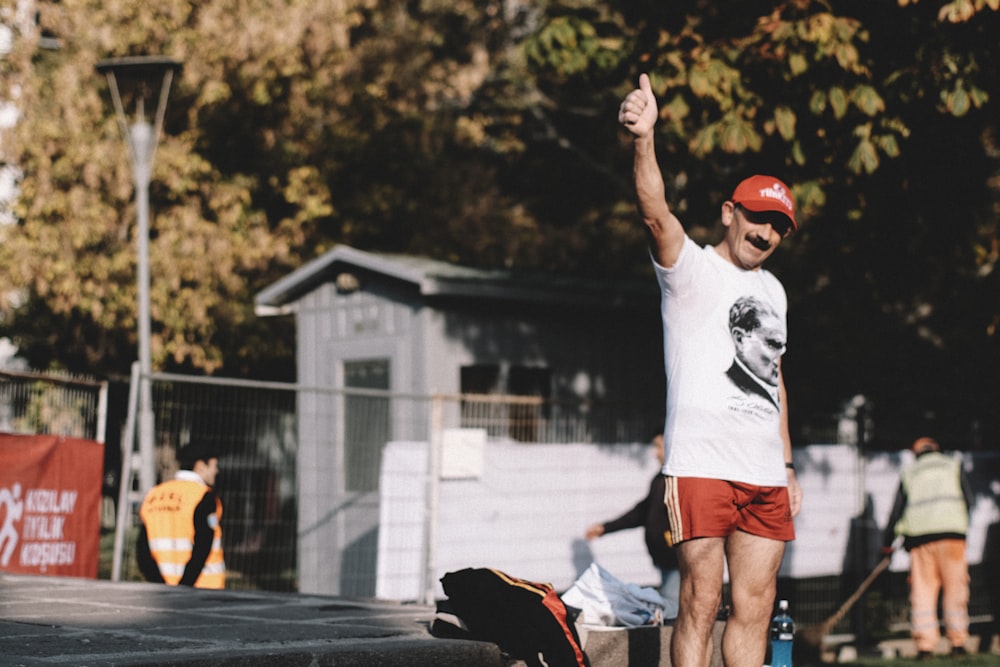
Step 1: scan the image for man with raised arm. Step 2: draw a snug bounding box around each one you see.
[618,73,803,667]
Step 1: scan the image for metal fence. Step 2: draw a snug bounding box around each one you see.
[0,370,108,441]
[2,367,993,641]
[110,372,663,594]
[102,371,996,642]
[112,372,301,590]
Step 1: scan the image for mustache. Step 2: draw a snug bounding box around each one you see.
[748,234,771,251]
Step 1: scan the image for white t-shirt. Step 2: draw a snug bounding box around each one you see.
[654,236,789,487]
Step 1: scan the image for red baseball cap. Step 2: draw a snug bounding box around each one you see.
[731,175,797,230]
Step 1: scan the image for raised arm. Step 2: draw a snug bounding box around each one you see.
[619,74,685,267]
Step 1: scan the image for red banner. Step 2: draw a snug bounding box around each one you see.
[0,433,104,578]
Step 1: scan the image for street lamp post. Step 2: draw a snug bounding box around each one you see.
[96,56,182,499]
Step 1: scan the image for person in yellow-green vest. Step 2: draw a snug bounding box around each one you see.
[137,443,226,589]
[882,436,973,659]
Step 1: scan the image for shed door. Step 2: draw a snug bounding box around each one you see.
[344,358,390,492]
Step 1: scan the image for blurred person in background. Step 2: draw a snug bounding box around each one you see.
[585,432,679,618]
[137,443,226,589]
[882,436,973,659]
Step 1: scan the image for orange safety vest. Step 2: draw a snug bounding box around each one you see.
[139,477,226,589]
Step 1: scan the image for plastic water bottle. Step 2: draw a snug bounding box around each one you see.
[769,599,794,667]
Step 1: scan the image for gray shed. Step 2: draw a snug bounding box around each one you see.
[255,245,664,595]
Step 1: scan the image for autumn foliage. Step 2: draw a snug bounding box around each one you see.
[1,0,997,439]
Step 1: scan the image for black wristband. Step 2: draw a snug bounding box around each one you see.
[785,462,795,470]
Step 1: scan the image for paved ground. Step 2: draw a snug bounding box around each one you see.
[3,573,996,666]
[0,573,506,667]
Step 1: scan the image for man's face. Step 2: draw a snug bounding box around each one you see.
[732,313,786,385]
[721,203,789,270]
[195,457,219,487]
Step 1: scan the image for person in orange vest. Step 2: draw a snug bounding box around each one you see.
[137,443,226,589]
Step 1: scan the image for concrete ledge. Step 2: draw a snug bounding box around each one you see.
[0,574,506,667]
[579,621,725,667]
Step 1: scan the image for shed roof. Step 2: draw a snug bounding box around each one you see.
[254,245,656,316]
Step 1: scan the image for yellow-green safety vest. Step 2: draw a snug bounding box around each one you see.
[896,452,967,538]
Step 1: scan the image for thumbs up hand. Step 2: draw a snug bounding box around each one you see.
[618,73,659,138]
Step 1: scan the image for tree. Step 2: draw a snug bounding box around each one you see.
[0,0,530,377]
[517,0,1000,444]
[1,0,998,446]
[1,0,299,377]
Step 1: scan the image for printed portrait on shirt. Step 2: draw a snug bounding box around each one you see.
[724,296,785,416]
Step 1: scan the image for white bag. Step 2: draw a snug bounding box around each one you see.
[561,562,666,627]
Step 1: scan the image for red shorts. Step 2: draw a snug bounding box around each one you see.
[664,476,795,543]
